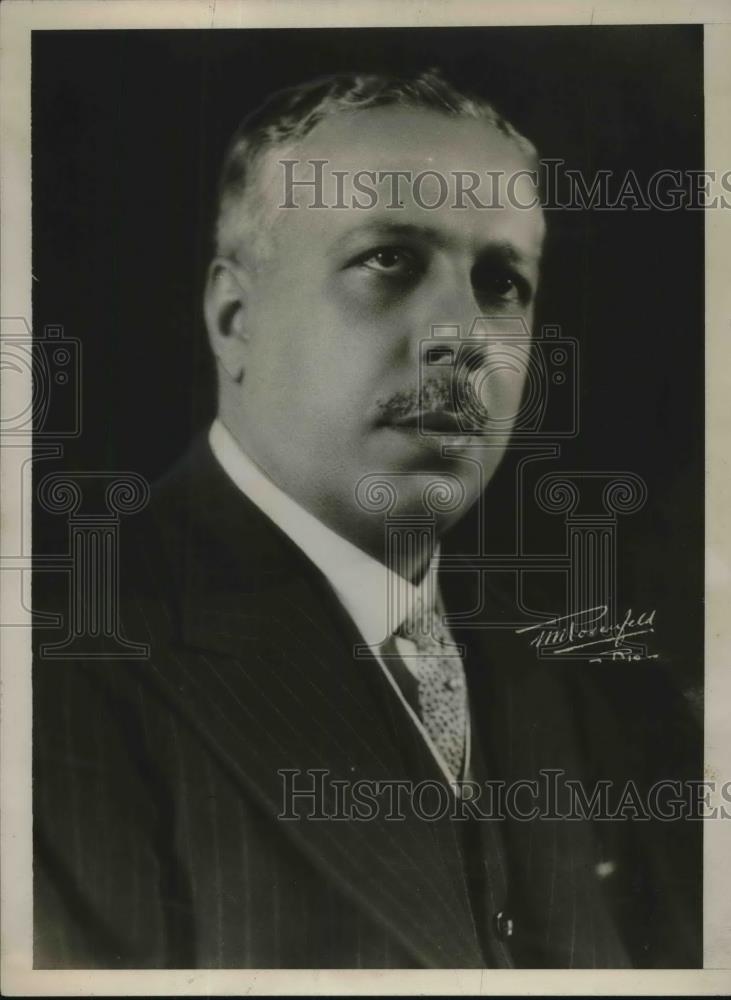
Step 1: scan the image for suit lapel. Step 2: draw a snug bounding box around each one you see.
[141,438,485,968]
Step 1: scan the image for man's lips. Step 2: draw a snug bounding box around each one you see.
[379,410,471,433]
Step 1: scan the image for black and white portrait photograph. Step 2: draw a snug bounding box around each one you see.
[1,1,730,995]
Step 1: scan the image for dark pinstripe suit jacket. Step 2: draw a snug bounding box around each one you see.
[33,436,701,969]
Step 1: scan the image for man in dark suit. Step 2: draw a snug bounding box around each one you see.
[33,70,701,969]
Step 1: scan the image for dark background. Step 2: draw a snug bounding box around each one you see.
[31,26,704,690]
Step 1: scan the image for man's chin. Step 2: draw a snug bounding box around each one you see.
[355,460,480,528]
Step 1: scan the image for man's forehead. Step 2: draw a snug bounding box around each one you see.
[251,104,545,263]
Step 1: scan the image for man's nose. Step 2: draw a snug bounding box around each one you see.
[407,272,480,365]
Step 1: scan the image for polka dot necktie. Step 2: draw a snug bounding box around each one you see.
[396,592,467,780]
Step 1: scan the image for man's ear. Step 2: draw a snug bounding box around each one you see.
[203,257,252,384]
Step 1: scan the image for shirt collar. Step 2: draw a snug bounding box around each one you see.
[209,419,439,646]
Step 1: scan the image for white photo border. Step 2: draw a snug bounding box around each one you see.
[1,1,730,994]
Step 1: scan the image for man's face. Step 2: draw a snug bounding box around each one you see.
[218,106,545,544]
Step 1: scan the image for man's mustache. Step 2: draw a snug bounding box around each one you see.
[375,374,486,423]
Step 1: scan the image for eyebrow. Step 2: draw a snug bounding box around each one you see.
[328,222,450,254]
[329,221,540,266]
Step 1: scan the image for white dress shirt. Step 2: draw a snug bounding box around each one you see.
[209,419,471,785]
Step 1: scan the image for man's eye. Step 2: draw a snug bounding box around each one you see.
[472,264,528,305]
[358,247,419,275]
[492,275,517,297]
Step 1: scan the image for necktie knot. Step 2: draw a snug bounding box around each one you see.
[396,591,431,642]
[396,592,456,653]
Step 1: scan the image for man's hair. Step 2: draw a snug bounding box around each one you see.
[214,68,537,260]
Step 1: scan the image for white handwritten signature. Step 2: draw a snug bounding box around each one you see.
[515,605,658,661]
